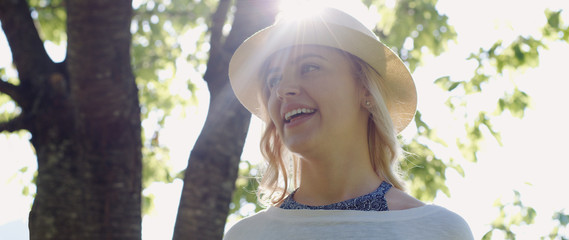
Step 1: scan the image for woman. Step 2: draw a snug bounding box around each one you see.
[225,7,473,239]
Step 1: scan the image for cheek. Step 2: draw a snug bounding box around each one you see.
[323,89,362,117]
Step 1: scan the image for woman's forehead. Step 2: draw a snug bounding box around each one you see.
[266,45,343,68]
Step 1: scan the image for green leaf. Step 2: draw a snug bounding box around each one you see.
[553,211,569,226]
[435,75,463,93]
[546,9,561,29]
[22,186,29,196]
[497,89,531,118]
[448,81,460,91]
[482,231,493,240]
[524,207,537,224]
[373,0,457,71]
[434,76,449,89]
[142,192,156,215]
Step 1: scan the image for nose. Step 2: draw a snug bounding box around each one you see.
[275,72,300,100]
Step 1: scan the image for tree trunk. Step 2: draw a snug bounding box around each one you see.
[0,0,142,239]
[172,0,279,239]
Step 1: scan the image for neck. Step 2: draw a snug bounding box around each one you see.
[293,143,383,206]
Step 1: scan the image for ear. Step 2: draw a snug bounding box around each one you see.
[360,88,373,108]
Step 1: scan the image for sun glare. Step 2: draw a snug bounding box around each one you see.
[278,0,325,20]
[278,0,377,29]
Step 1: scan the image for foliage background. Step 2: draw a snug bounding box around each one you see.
[1,0,568,239]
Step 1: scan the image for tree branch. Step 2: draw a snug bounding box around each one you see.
[204,0,279,96]
[172,1,279,239]
[202,0,231,92]
[0,114,28,133]
[0,0,55,86]
[0,79,23,104]
[208,0,231,60]
[133,9,198,19]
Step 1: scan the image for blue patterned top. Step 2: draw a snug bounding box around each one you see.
[280,181,392,211]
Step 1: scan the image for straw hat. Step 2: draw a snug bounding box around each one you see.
[228,7,417,133]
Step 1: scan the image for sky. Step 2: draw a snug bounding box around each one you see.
[1,0,569,239]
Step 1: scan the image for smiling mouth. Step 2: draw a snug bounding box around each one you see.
[284,108,316,123]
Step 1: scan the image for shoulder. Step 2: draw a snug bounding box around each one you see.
[385,188,473,239]
[223,207,280,240]
[384,187,425,210]
[372,205,473,239]
[410,205,474,239]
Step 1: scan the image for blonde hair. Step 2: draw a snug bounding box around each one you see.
[256,49,405,206]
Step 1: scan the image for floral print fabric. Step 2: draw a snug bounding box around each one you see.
[280,181,392,211]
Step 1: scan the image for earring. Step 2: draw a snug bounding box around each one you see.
[365,100,371,107]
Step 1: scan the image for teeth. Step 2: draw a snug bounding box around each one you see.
[284,108,315,121]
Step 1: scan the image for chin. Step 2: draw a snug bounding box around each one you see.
[283,138,316,156]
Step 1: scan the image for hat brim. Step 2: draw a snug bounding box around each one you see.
[229,19,417,133]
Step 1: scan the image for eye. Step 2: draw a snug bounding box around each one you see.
[300,64,320,74]
[266,75,282,89]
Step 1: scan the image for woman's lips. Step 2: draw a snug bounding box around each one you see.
[284,111,316,128]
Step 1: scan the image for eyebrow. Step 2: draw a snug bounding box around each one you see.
[265,53,328,75]
[292,53,327,64]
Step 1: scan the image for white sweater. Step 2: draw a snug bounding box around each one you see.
[224,205,473,240]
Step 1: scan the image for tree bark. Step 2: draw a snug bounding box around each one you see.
[1,0,142,239]
[172,0,279,239]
